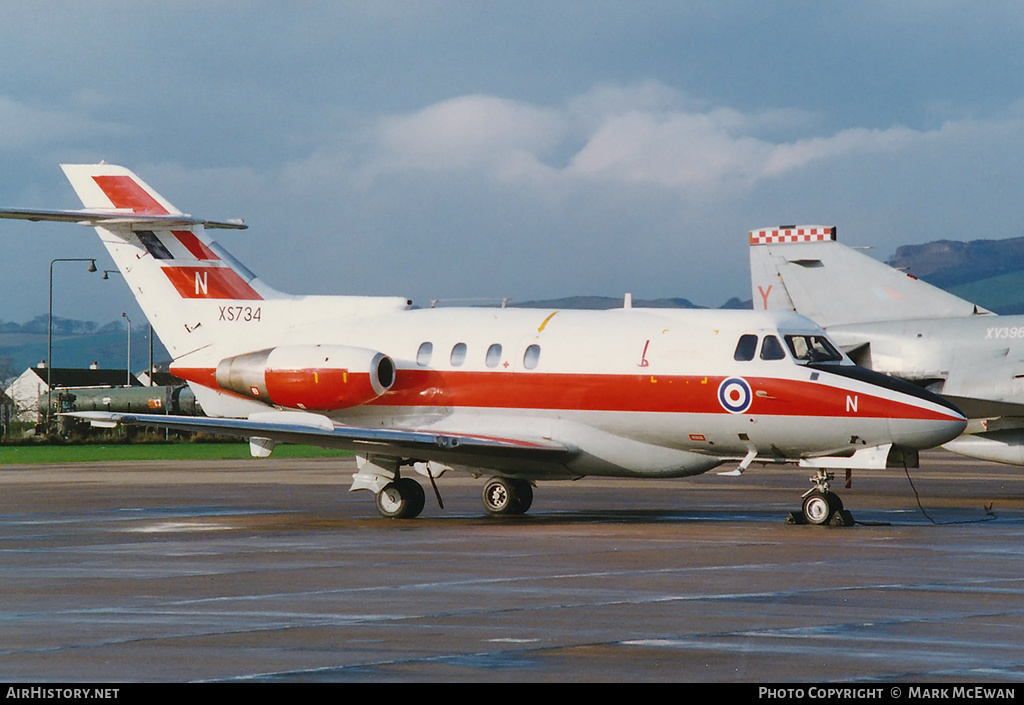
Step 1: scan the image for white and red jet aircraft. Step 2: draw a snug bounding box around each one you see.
[1,165,967,523]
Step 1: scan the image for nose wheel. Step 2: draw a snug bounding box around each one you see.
[802,489,843,524]
[791,470,854,526]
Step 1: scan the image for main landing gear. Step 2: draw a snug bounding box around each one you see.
[372,475,534,518]
[481,477,534,516]
[375,477,426,519]
[790,469,855,526]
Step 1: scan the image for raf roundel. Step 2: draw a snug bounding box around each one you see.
[717,377,752,414]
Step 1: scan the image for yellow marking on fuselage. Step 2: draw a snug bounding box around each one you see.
[538,311,559,333]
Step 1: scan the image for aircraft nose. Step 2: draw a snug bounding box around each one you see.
[880,377,966,449]
[886,409,967,450]
[810,363,967,450]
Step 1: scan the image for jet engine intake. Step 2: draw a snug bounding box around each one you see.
[215,345,396,410]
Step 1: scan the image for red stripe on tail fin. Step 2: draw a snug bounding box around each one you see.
[92,175,169,214]
[162,266,263,300]
[172,231,220,260]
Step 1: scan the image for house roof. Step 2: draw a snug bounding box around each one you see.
[22,367,142,389]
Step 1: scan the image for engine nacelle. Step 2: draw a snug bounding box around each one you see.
[215,345,396,410]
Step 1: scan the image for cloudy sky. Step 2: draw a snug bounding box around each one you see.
[3,1,1024,328]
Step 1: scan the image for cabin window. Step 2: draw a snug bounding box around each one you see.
[416,342,433,367]
[760,335,786,361]
[485,343,502,368]
[450,342,467,367]
[734,334,758,361]
[523,344,541,369]
[784,334,843,363]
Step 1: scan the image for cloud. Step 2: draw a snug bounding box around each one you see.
[351,82,972,199]
[372,94,566,177]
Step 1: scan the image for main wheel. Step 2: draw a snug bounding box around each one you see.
[802,490,840,525]
[376,478,426,519]
[511,480,533,514]
[482,477,533,516]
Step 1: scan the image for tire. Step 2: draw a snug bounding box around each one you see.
[482,477,513,514]
[375,478,425,519]
[510,480,533,514]
[483,477,535,516]
[802,491,837,525]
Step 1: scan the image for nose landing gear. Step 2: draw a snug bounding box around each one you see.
[790,469,855,526]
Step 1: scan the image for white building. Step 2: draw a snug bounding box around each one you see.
[4,366,140,423]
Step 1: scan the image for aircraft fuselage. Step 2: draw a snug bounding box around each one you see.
[168,305,966,479]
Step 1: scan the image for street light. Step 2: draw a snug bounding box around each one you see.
[104,270,153,386]
[121,312,131,387]
[47,258,97,429]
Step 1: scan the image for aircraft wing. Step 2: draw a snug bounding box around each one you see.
[67,410,574,465]
[749,225,990,327]
[941,395,1024,420]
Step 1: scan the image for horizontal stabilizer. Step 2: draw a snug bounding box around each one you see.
[0,207,247,230]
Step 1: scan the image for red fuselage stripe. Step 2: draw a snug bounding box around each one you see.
[171,367,953,420]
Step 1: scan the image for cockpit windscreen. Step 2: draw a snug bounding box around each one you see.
[784,334,843,363]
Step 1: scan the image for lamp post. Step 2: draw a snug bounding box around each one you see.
[121,312,131,387]
[104,270,152,386]
[47,258,97,429]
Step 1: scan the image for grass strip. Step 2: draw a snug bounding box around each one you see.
[0,443,351,464]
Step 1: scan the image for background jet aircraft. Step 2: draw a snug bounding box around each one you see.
[750,225,1024,465]
[1,171,966,524]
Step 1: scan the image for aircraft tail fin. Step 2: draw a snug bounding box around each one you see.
[2,163,413,419]
[54,164,286,360]
[749,225,990,328]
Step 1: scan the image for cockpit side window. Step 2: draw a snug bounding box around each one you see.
[760,335,786,360]
[784,334,843,363]
[734,334,758,361]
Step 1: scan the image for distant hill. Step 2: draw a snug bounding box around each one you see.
[0,316,168,384]
[511,295,706,310]
[432,295,754,310]
[886,236,1024,314]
